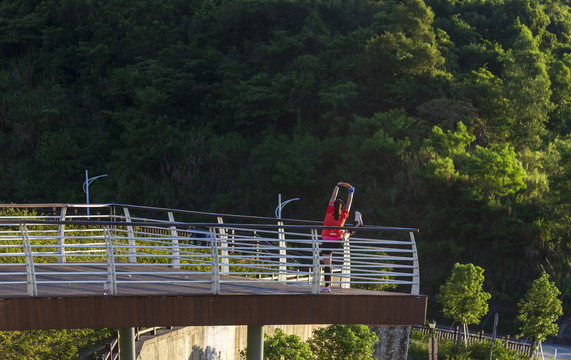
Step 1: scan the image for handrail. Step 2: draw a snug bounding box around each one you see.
[98,327,171,360]
[0,204,420,296]
[99,330,119,360]
[0,203,420,231]
[0,219,415,233]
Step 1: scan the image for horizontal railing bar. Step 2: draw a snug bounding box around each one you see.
[0,218,418,233]
[0,273,27,275]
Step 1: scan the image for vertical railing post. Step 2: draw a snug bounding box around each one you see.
[217,217,229,276]
[105,227,117,295]
[341,238,350,289]
[58,207,67,263]
[410,231,420,295]
[311,229,320,294]
[210,227,220,295]
[123,208,136,264]
[277,221,286,282]
[21,224,37,296]
[167,212,180,269]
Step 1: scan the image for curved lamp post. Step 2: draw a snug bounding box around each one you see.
[274,193,300,219]
[83,170,108,217]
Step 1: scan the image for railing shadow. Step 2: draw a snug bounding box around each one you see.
[189,345,222,360]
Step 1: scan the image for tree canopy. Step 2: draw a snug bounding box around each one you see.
[437,263,491,326]
[517,272,563,354]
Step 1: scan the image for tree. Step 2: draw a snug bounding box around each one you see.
[462,143,527,203]
[308,324,378,360]
[358,0,446,105]
[517,272,563,357]
[261,328,313,360]
[437,263,491,351]
[501,22,553,151]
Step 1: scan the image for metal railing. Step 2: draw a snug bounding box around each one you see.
[413,325,559,359]
[0,204,420,296]
[99,327,172,360]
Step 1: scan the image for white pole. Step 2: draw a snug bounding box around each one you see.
[85,170,90,216]
[489,313,498,360]
[278,193,282,218]
[275,194,300,219]
[83,170,108,217]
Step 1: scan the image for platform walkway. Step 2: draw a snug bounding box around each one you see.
[0,203,427,359]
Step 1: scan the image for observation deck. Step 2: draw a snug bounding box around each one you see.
[0,204,426,331]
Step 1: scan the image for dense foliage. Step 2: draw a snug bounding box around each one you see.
[0,329,112,360]
[1,0,569,331]
[241,325,378,359]
[308,324,378,359]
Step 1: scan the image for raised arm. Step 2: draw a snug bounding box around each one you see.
[333,182,354,211]
[345,190,353,212]
[329,184,340,204]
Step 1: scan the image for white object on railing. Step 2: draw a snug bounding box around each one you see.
[58,207,67,264]
[168,212,180,269]
[21,224,37,296]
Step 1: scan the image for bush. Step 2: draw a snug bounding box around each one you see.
[308,324,378,360]
[241,325,379,360]
[408,339,430,360]
[408,334,529,360]
[264,328,313,360]
[0,329,113,360]
[468,340,525,360]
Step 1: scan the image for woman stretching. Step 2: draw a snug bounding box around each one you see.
[320,182,362,292]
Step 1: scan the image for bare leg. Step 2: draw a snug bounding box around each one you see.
[323,252,332,288]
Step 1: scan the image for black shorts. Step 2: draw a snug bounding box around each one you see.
[321,240,343,252]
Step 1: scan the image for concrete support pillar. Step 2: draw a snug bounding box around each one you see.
[119,327,136,360]
[246,325,264,360]
[371,326,411,360]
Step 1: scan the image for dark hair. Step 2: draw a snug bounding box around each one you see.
[333,199,344,220]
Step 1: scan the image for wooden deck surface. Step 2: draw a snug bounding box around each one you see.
[0,264,427,331]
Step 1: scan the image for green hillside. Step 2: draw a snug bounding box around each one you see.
[1,0,569,331]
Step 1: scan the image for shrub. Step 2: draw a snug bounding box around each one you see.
[408,333,530,360]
